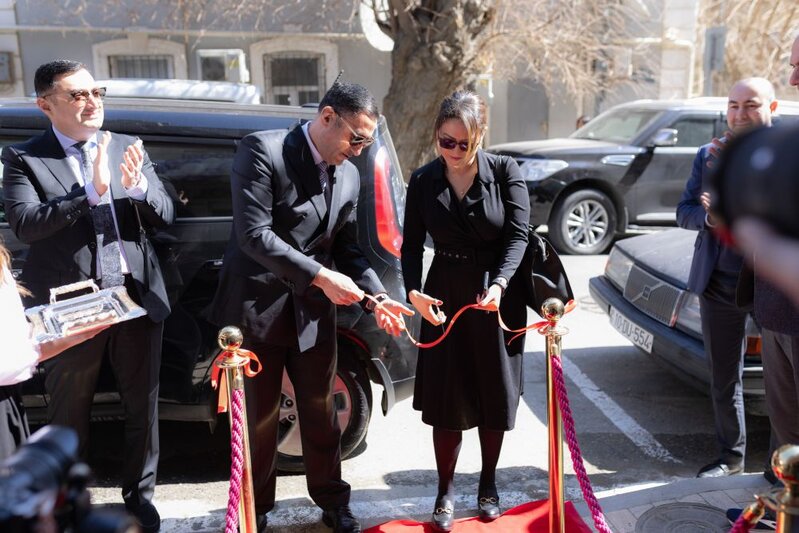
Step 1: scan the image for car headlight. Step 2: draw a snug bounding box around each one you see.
[518,159,568,181]
[675,292,702,337]
[604,247,634,290]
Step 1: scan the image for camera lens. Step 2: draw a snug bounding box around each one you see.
[712,123,799,238]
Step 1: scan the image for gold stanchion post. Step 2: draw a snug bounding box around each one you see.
[541,298,568,533]
[766,445,799,533]
[218,326,257,533]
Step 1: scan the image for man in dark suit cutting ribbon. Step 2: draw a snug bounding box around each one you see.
[210,81,412,533]
[2,60,174,533]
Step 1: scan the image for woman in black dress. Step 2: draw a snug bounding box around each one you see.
[401,91,530,531]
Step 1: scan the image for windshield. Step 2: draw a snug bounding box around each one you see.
[571,107,662,144]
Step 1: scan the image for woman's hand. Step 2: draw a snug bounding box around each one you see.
[36,324,110,362]
[475,284,503,312]
[409,290,447,326]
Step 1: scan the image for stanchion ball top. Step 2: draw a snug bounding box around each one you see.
[541,298,565,322]
[772,444,799,483]
[217,326,244,351]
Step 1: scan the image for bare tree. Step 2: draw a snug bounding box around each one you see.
[43,0,640,173]
[698,0,799,98]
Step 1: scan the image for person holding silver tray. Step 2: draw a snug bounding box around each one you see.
[1,60,174,533]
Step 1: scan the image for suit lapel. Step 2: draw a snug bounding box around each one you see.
[37,128,81,195]
[324,164,344,236]
[283,125,327,224]
[432,158,455,213]
[462,149,491,210]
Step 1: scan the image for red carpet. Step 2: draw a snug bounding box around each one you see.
[365,500,592,532]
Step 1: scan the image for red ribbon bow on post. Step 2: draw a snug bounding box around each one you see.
[211,348,262,414]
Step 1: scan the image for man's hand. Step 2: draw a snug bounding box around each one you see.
[121,139,144,189]
[409,290,446,326]
[312,267,364,305]
[707,130,733,166]
[475,284,503,312]
[374,298,415,336]
[92,131,112,196]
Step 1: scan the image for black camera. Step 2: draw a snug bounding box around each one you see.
[710,122,799,238]
[0,425,138,533]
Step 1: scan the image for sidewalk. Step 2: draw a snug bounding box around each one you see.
[575,473,773,532]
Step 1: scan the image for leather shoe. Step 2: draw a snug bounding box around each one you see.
[431,496,454,532]
[477,495,500,521]
[256,514,268,533]
[696,461,743,478]
[125,501,160,533]
[321,505,361,533]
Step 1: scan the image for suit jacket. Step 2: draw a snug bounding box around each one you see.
[209,124,384,352]
[676,144,728,294]
[2,128,174,322]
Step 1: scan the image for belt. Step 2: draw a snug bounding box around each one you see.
[433,246,498,266]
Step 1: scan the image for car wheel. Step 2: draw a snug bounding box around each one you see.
[548,189,617,255]
[276,356,372,473]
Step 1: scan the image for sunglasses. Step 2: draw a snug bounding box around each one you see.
[42,87,107,104]
[438,137,470,152]
[336,112,376,147]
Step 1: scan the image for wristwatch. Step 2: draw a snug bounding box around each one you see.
[366,292,389,311]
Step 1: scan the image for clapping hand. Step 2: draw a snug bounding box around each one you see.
[92,131,112,196]
[409,290,447,326]
[121,139,144,189]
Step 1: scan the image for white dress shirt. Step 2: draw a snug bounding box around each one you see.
[52,127,149,276]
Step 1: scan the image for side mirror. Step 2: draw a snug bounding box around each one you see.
[651,128,678,147]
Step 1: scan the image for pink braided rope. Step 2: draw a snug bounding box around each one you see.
[550,352,614,533]
[225,388,246,533]
[730,516,754,533]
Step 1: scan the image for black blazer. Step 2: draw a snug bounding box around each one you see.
[209,124,384,352]
[401,150,530,296]
[2,128,175,322]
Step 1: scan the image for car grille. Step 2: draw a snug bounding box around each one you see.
[623,265,685,326]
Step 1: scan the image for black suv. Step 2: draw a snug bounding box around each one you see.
[490,97,799,255]
[0,98,417,472]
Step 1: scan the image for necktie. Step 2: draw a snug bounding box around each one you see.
[317,161,331,207]
[75,141,125,289]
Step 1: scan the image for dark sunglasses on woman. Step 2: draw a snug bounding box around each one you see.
[438,137,470,152]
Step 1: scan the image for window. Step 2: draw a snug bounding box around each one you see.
[265,52,324,105]
[144,141,236,218]
[197,49,249,83]
[668,117,717,148]
[109,55,174,79]
[92,38,187,79]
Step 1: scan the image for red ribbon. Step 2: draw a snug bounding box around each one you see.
[211,348,262,414]
[364,293,576,349]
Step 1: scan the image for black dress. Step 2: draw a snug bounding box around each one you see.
[401,150,530,431]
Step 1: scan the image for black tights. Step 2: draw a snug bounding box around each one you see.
[433,427,505,499]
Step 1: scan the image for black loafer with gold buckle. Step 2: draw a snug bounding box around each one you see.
[478,495,500,521]
[431,496,454,532]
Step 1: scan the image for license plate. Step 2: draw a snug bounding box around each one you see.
[609,306,654,353]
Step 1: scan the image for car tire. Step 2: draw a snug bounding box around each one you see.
[548,189,617,255]
[276,354,372,473]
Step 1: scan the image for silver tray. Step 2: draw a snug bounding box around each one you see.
[25,280,147,343]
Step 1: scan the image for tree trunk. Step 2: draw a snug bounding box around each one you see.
[382,0,494,179]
